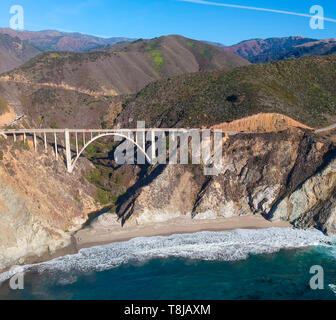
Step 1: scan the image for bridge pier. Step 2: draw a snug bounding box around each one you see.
[65,130,73,173]
[54,133,58,161]
[43,132,47,152]
[151,130,156,163]
[75,132,79,156]
[33,133,37,152]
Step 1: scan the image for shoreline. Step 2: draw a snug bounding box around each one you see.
[74,214,291,250]
[3,215,291,272]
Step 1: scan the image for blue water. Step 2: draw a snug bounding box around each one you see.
[0,228,335,300]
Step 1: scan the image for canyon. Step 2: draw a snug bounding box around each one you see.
[1,122,335,271]
[0,32,336,272]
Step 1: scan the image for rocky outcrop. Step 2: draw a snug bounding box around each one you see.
[270,157,336,234]
[0,137,100,270]
[117,128,336,234]
[118,165,204,225]
[1,126,335,271]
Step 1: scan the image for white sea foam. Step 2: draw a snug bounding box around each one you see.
[0,227,334,283]
[329,284,336,295]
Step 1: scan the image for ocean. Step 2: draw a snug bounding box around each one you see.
[0,227,335,300]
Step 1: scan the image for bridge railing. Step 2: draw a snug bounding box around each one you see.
[0,128,240,174]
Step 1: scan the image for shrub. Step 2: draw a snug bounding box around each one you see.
[50,122,58,129]
[86,143,101,155]
[96,188,110,205]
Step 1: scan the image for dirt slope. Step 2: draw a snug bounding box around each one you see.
[211,113,313,132]
[0,33,40,73]
[2,35,249,96]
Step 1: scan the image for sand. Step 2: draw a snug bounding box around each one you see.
[1,215,290,272]
[74,214,291,250]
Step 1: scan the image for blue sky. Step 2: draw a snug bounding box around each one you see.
[0,0,335,45]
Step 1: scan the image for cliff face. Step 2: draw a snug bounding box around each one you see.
[0,138,100,270]
[1,126,335,271]
[270,157,336,234]
[117,128,336,234]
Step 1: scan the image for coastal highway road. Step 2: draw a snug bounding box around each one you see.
[315,123,336,133]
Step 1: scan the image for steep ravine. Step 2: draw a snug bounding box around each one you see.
[0,126,336,271]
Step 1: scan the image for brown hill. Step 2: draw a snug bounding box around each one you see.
[0,80,119,129]
[1,35,249,96]
[223,36,336,63]
[0,28,134,52]
[0,33,40,73]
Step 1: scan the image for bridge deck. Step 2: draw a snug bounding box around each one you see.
[0,128,240,135]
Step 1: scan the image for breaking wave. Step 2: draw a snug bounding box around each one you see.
[0,227,335,283]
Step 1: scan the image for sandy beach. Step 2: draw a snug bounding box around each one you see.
[74,214,291,250]
[5,214,291,272]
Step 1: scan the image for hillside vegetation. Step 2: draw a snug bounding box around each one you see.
[3,35,248,96]
[116,55,336,129]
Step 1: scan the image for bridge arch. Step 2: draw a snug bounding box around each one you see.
[68,132,151,173]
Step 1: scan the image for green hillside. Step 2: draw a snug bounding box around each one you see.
[116,55,336,128]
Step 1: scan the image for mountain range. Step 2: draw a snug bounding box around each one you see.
[0,33,40,73]
[0,28,336,131]
[0,34,248,128]
[0,28,134,52]
[2,34,248,93]
[0,28,134,73]
[222,36,336,63]
[0,28,335,74]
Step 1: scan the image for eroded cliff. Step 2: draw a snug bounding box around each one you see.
[117,128,336,234]
[1,126,336,271]
[0,137,100,270]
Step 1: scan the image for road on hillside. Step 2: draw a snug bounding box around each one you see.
[315,123,336,133]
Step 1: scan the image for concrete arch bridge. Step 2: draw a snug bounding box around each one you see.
[0,128,238,173]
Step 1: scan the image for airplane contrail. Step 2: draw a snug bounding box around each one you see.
[179,0,336,23]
